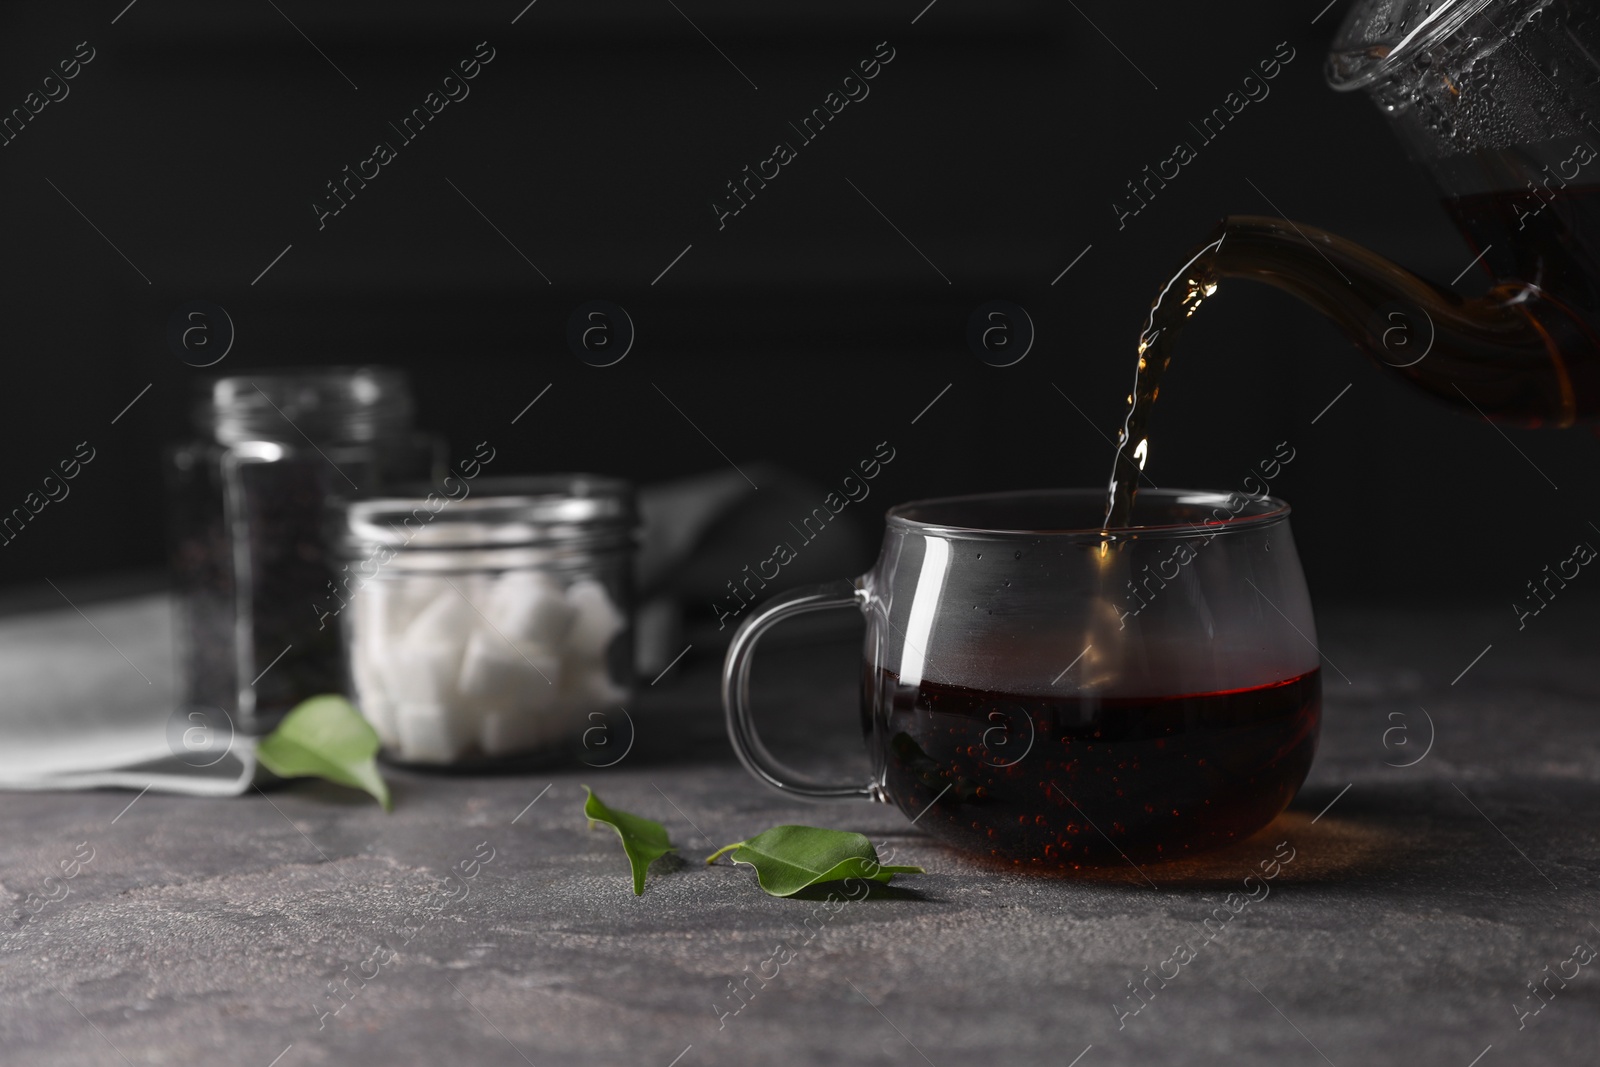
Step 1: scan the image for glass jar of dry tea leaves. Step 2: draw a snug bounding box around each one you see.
[166,367,440,734]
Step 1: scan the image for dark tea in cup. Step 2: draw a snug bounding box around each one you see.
[879,669,1319,866]
[723,489,1321,869]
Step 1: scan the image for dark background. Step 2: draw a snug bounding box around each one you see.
[0,0,1593,614]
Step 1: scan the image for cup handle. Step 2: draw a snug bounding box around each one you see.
[721,579,884,802]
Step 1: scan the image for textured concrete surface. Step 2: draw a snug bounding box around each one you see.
[2,594,1598,1066]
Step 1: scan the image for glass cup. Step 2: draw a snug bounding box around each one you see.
[722,489,1322,868]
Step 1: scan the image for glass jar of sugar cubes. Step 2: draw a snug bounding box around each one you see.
[332,475,638,766]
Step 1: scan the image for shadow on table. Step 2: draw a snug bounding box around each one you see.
[871,777,1595,897]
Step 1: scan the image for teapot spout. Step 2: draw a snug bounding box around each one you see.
[1195,215,1594,427]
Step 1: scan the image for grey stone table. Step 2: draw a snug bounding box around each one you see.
[2,593,1597,1066]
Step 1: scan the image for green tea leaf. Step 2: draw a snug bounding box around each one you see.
[583,786,675,895]
[256,695,391,811]
[705,825,923,897]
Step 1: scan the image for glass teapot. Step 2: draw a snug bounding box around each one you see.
[1190,0,1600,426]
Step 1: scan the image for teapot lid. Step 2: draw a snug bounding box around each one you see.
[1327,0,1497,91]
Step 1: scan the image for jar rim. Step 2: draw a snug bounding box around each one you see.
[335,473,639,554]
[197,366,414,444]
